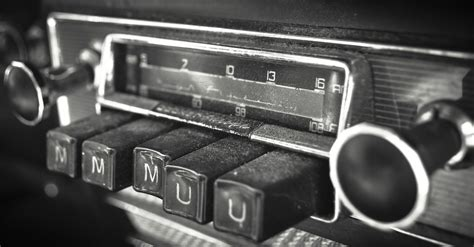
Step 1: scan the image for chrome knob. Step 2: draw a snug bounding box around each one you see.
[3,58,94,126]
[330,100,472,230]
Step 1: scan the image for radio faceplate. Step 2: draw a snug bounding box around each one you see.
[91,32,369,226]
[95,33,371,164]
[47,12,474,243]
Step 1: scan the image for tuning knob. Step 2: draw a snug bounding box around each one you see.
[330,100,473,229]
[3,50,97,125]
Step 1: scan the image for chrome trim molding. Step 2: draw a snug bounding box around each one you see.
[309,190,341,224]
[56,95,71,126]
[390,227,450,246]
[48,12,474,61]
[329,122,431,230]
[47,17,61,68]
[348,216,450,246]
[250,133,330,158]
[98,96,154,116]
[337,73,355,134]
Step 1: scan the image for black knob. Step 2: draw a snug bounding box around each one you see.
[330,100,472,230]
[3,60,94,125]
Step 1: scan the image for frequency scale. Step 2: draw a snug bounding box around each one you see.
[102,35,350,135]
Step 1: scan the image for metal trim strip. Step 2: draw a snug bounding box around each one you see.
[47,12,474,63]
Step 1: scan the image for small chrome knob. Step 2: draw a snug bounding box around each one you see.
[3,60,94,125]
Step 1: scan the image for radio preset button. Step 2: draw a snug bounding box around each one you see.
[213,150,332,241]
[81,118,175,191]
[133,127,223,197]
[163,137,269,223]
[46,111,136,177]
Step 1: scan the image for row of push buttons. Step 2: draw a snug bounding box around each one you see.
[47,110,333,241]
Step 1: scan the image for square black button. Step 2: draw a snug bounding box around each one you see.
[133,148,170,197]
[82,142,115,190]
[163,166,206,221]
[133,127,222,198]
[81,118,175,191]
[47,131,77,176]
[46,111,135,177]
[213,150,332,241]
[163,137,268,223]
[214,180,263,239]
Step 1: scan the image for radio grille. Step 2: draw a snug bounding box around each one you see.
[368,55,472,129]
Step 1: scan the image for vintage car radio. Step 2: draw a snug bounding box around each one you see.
[3,4,474,246]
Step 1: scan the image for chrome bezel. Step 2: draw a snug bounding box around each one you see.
[95,33,351,135]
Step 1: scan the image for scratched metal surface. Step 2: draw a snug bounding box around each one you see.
[52,18,474,238]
